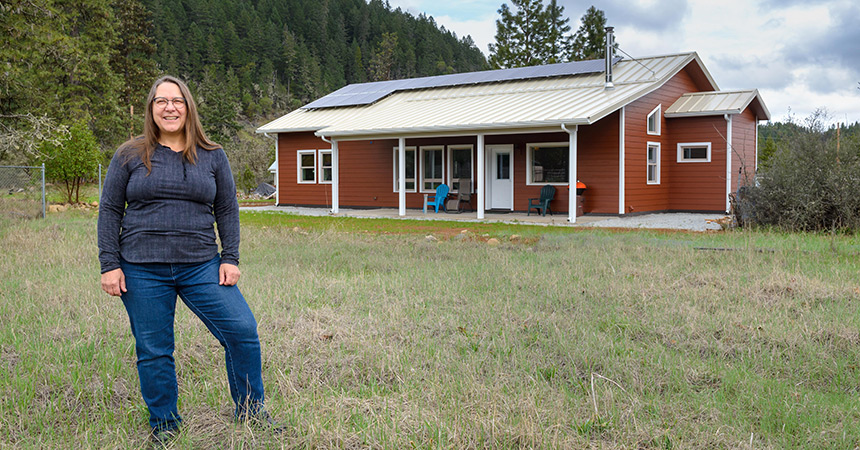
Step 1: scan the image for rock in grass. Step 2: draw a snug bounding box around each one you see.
[487,238,500,246]
[425,235,438,242]
[510,234,521,242]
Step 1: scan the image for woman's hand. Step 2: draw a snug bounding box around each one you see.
[219,263,241,286]
[101,268,127,296]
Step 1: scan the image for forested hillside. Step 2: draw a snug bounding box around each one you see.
[1,0,486,187]
[145,0,486,131]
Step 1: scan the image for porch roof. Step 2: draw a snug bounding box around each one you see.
[664,89,771,120]
[257,52,718,139]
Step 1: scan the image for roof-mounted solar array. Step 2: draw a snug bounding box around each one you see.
[303,57,622,109]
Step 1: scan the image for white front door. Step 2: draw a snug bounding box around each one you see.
[487,145,513,210]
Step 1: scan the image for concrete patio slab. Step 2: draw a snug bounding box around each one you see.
[240,205,728,232]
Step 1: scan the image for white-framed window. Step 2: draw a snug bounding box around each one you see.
[447,145,473,194]
[318,149,332,184]
[297,150,316,183]
[647,142,660,185]
[527,142,568,185]
[392,146,417,192]
[647,104,661,135]
[677,142,712,163]
[420,146,444,192]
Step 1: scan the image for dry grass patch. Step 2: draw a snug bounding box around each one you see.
[1,213,860,448]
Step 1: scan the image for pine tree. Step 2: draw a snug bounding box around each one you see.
[488,0,570,68]
[488,0,546,68]
[369,32,398,81]
[569,6,613,61]
[541,0,569,64]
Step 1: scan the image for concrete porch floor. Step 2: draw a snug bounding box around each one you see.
[240,205,728,231]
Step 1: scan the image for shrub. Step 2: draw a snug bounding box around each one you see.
[738,111,860,232]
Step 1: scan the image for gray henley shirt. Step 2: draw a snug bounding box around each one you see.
[97,143,240,273]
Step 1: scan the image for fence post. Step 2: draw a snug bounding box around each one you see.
[98,163,102,201]
[41,163,46,219]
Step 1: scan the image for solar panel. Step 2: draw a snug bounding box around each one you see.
[303,57,622,109]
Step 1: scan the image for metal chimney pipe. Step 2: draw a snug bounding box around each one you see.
[604,26,615,90]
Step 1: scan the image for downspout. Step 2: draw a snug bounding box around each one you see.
[263,132,279,205]
[320,135,339,214]
[561,124,578,223]
[618,107,625,215]
[724,114,732,213]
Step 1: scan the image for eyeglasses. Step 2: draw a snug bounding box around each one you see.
[153,97,186,109]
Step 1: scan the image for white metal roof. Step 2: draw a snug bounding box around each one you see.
[257,52,721,138]
[664,89,771,119]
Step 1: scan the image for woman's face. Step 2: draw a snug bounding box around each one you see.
[152,82,187,136]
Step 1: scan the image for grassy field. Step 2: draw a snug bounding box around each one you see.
[1,210,859,449]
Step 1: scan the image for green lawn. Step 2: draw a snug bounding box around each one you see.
[1,210,859,449]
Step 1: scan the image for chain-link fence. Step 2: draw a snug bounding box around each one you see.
[0,165,45,219]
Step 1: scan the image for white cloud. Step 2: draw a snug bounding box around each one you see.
[384,0,860,124]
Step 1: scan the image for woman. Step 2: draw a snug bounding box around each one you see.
[98,76,274,443]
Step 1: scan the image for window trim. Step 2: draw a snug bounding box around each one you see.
[446,144,474,194]
[526,141,569,186]
[677,142,712,163]
[647,104,661,136]
[392,146,417,193]
[646,141,660,185]
[318,149,332,184]
[419,145,445,193]
[297,150,316,184]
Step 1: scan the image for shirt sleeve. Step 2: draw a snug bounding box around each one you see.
[213,148,240,266]
[97,149,131,273]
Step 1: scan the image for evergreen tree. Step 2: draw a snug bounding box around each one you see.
[541,0,570,64]
[369,32,398,81]
[488,0,547,68]
[111,0,159,139]
[569,6,612,61]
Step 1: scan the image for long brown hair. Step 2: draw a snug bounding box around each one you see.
[120,75,219,172]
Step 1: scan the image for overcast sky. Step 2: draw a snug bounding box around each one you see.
[385,0,860,125]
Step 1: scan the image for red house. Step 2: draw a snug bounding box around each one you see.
[258,44,769,223]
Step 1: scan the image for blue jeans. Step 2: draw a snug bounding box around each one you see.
[120,255,264,431]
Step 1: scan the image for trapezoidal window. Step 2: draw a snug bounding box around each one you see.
[647,104,661,136]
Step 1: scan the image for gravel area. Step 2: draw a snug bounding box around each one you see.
[581,213,727,231]
[241,205,729,232]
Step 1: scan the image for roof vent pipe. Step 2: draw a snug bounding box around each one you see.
[604,26,615,90]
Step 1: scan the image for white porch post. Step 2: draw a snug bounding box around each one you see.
[477,133,485,219]
[331,139,339,214]
[725,114,733,213]
[398,137,406,217]
[567,125,578,223]
[618,106,625,215]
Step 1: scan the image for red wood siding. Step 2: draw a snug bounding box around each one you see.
[667,116,727,211]
[577,111,619,214]
[623,66,702,213]
[732,108,758,189]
